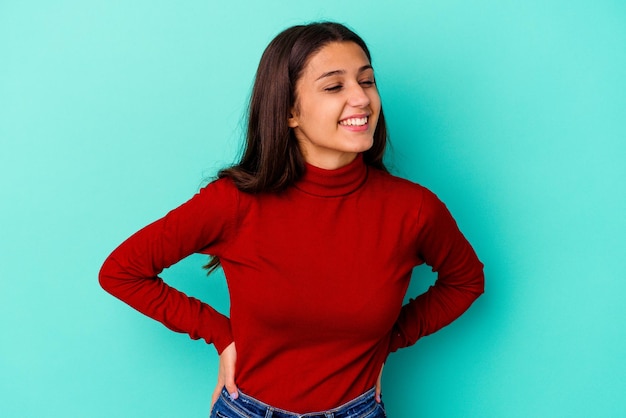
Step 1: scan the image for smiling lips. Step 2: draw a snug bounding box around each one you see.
[339,116,369,130]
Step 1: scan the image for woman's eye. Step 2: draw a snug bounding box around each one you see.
[324,80,375,92]
[325,85,343,92]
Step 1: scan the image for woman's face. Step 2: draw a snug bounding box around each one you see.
[288,41,381,169]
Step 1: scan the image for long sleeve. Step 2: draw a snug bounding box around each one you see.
[389,188,484,352]
[98,178,238,353]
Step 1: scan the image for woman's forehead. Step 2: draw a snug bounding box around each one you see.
[302,42,372,79]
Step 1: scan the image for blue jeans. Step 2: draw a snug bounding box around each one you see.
[210,386,386,418]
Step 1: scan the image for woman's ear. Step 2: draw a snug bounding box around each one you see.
[288,107,299,128]
[287,106,299,128]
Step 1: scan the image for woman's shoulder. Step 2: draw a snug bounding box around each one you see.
[190,177,243,214]
[367,167,446,211]
[200,176,265,212]
[368,167,430,195]
[368,170,463,239]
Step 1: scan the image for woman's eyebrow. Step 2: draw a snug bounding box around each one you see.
[316,65,374,81]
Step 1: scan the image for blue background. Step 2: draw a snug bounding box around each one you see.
[1,1,625,417]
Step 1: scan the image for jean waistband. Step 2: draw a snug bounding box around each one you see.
[219,386,381,418]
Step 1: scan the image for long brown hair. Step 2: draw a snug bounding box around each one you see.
[206,22,389,272]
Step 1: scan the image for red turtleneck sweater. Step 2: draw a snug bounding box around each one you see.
[99,155,484,413]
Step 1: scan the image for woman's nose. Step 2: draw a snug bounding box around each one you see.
[347,84,370,108]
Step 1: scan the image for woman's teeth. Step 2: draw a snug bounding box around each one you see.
[339,117,368,126]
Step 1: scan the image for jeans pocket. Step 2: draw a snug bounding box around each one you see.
[362,402,386,418]
[210,395,251,418]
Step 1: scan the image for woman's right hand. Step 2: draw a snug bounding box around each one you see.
[211,342,239,408]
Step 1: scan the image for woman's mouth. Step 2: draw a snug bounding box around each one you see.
[339,116,368,127]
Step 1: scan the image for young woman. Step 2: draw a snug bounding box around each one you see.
[99,22,484,418]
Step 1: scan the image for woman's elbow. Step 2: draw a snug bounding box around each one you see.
[98,255,121,295]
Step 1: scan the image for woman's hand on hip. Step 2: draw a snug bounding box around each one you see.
[211,342,238,408]
[375,363,384,403]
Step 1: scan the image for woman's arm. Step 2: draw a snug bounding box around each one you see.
[98,179,238,353]
[389,189,484,352]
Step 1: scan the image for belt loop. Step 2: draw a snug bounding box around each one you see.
[324,413,334,418]
[264,407,274,418]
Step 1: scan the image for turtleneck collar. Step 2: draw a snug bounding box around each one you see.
[294,154,368,197]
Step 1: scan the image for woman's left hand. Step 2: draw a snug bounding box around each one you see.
[375,363,384,403]
[211,342,238,408]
